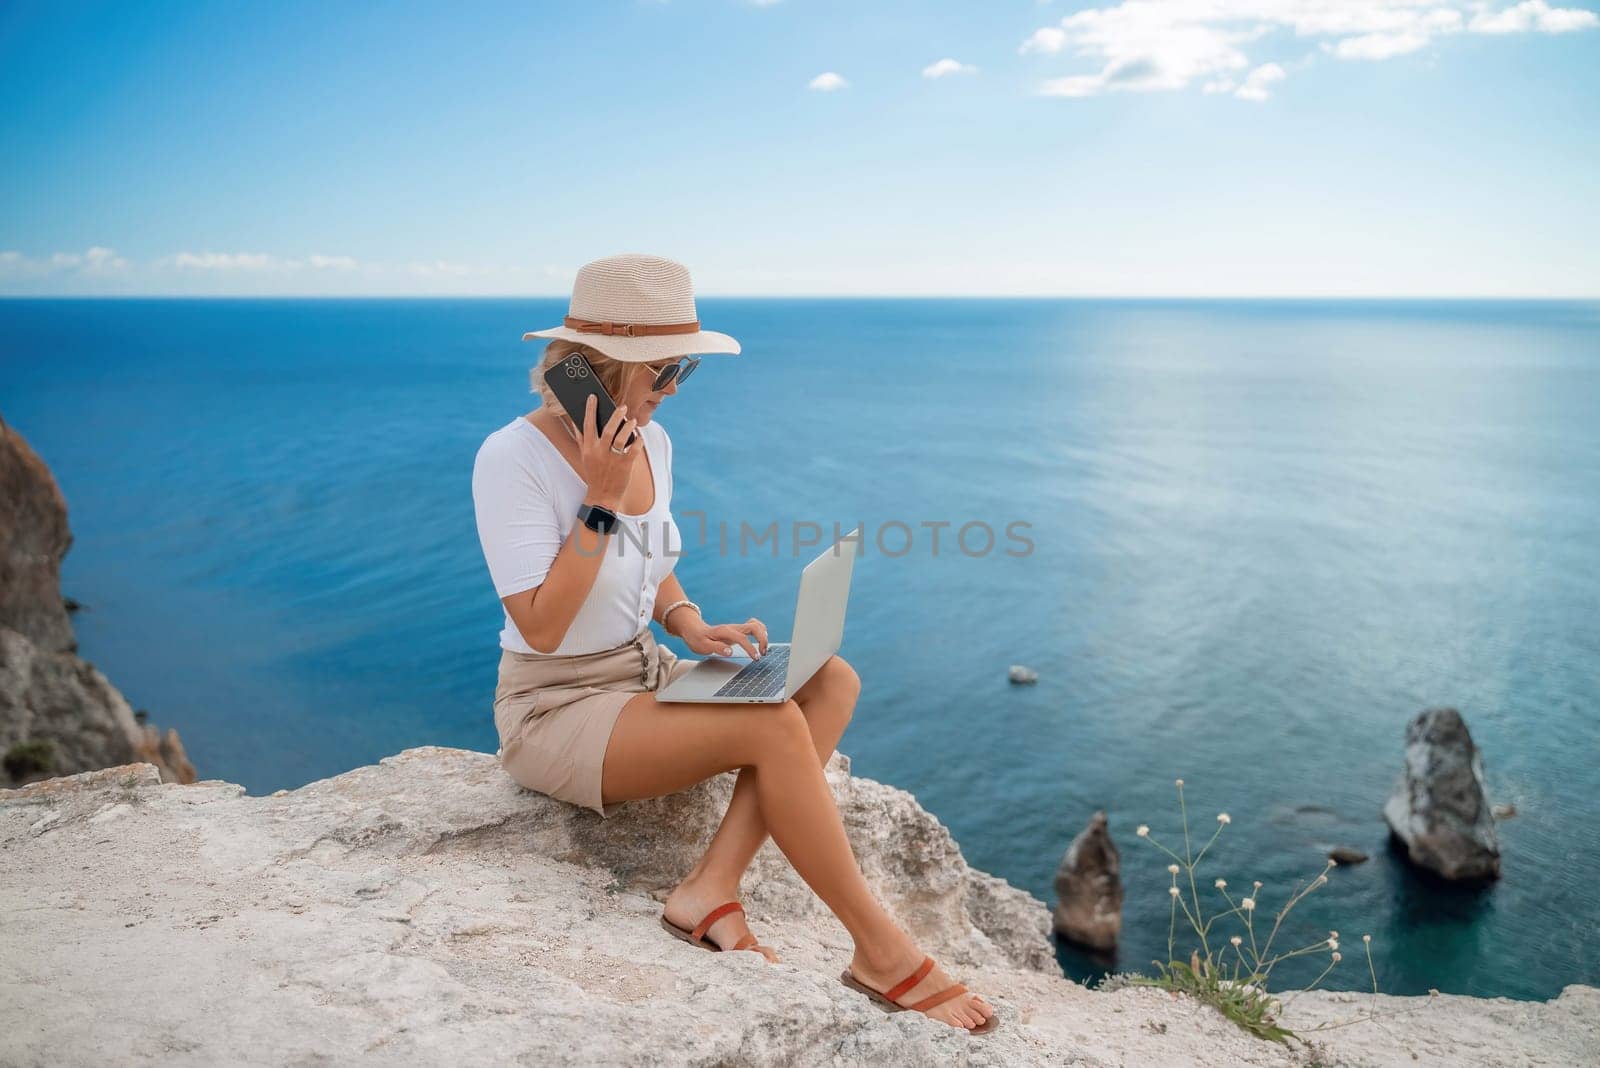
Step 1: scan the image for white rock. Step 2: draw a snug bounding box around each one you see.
[88,801,133,824]
[1,748,1594,1066]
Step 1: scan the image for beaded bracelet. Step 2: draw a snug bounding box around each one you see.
[656,599,701,634]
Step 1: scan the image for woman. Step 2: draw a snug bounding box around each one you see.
[471,254,997,1035]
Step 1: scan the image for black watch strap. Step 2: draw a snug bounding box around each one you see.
[576,502,619,535]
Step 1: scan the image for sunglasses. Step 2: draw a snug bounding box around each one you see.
[642,356,700,392]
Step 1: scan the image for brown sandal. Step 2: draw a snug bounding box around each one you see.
[659,900,766,954]
[840,955,999,1035]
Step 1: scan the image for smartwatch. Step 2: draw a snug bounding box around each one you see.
[576,502,619,535]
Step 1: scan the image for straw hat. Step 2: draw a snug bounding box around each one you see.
[522,253,741,363]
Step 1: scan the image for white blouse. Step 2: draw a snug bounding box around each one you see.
[471,414,681,655]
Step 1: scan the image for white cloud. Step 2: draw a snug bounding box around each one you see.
[922,57,978,78]
[0,247,567,295]
[1035,6,1258,97]
[808,71,848,91]
[173,251,282,270]
[1329,30,1432,59]
[406,260,473,277]
[1021,1,1600,99]
[1471,0,1599,32]
[1234,62,1287,100]
[0,246,128,275]
[170,251,362,271]
[82,246,127,271]
[1019,27,1067,55]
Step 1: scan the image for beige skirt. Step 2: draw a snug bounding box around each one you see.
[493,627,695,818]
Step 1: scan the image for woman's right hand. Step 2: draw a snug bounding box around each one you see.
[575,393,638,508]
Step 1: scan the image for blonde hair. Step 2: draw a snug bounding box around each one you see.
[529,339,641,424]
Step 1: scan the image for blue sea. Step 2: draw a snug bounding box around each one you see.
[2,297,1596,1001]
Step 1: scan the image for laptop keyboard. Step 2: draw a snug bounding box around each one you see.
[712,645,792,699]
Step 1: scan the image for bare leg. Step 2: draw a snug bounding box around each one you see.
[601,670,995,1032]
[663,655,861,959]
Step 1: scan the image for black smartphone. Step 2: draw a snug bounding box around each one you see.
[542,352,636,448]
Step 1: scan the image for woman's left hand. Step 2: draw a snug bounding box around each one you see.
[680,616,768,659]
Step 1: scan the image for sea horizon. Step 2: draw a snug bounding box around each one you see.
[5,294,1598,302]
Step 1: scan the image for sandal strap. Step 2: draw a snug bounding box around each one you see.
[732,933,760,952]
[884,955,936,1003]
[689,900,744,942]
[908,982,968,1013]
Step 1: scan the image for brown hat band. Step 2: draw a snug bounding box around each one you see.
[564,315,700,338]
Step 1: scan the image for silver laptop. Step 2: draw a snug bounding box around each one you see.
[657,528,860,704]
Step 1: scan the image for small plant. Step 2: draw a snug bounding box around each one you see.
[1120,777,1433,1045]
[4,738,56,780]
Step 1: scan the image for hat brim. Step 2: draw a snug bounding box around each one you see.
[521,326,741,362]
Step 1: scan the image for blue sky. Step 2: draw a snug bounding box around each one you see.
[2,0,1596,297]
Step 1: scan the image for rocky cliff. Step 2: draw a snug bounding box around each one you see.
[2,747,1593,1066]
[0,415,194,787]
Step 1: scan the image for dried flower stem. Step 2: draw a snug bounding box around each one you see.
[1124,778,1396,1044]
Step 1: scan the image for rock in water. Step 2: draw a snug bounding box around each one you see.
[1052,810,1123,950]
[1328,845,1368,865]
[1383,707,1500,882]
[1008,664,1038,684]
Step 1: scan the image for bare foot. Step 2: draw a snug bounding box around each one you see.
[662,873,780,963]
[847,936,995,1032]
